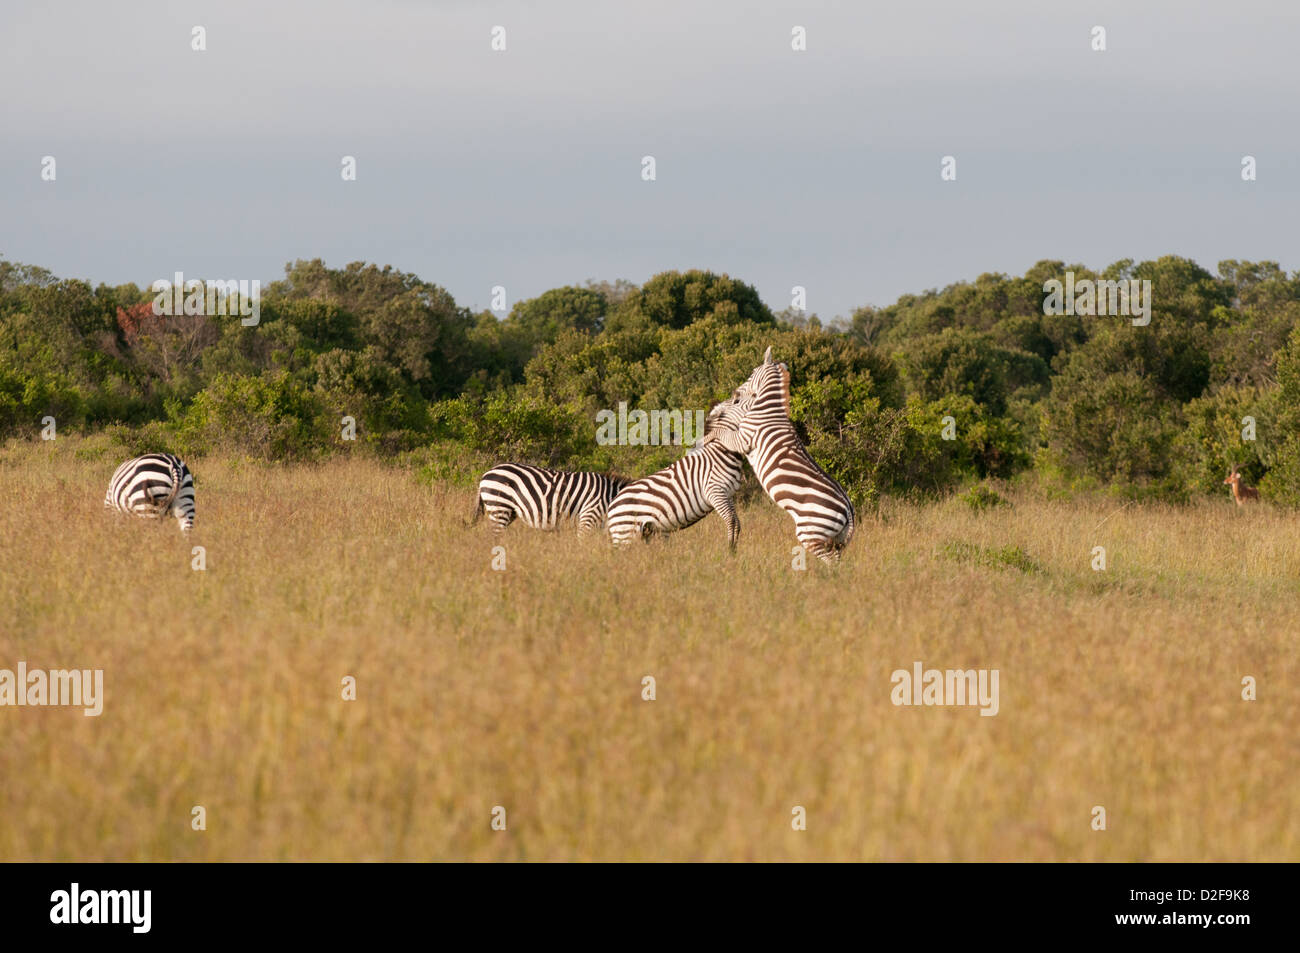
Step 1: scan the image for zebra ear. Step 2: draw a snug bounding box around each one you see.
[763,346,773,364]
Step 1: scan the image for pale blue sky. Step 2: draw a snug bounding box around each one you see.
[2,0,1297,319]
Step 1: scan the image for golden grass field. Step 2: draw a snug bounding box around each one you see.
[2,438,1297,861]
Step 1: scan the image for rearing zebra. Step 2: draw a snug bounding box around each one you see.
[473,464,628,535]
[104,453,196,533]
[700,347,854,562]
[606,437,747,552]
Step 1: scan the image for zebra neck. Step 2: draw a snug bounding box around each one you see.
[749,434,844,495]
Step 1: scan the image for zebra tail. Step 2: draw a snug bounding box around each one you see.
[161,458,183,511]
[469,491,485,527]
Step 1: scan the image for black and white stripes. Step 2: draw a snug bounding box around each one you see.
[473,464,628,535]
[700,347,855,562]
[605,440,747,551]
[104,453,196,533]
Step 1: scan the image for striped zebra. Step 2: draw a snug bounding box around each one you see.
[104,453,196,533]
[606,438,748,552]
[472,464,628,535]
[700,347,854,562]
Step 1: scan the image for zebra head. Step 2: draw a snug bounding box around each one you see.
[746,346,792,415]
[696,346,793,455]
[696,399,748,455]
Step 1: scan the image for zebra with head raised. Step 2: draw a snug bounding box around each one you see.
[605,426,748,552]
[699,346,854,563]
[473,464,628,535]
[104,453,196,533]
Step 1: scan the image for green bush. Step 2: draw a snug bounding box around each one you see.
[430,390,591,468]
[792,388,1028,507]
[940,540,1041,574]
[1254,325,1300,503]
[609,269,774,332]
[0,364,86,437]
[1044,368,1179,484]
[894,327,1048,415]
[1172,385,1273,496]
[103,421,182,459]
[958,483,1010,511]
[174,371,329,460]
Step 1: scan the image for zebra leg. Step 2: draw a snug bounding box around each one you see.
[707,492,740,554]
[802,537,841,564]
[487,507,515,535]
[130,501,164,520]
[832,517,852,553]
[576,507,602,537]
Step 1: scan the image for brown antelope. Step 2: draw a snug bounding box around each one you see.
[1223,465,1260,507]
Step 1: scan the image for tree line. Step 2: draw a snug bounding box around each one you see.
[3,255,1299,505]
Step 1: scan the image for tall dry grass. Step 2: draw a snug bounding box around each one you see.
[1,439,1296,860]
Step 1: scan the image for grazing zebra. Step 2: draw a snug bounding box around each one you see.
[700,347,854,562]
[104,453,196,533]
[606,438,748,552]
[472,464,628,535]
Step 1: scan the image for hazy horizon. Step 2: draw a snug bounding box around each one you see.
[3,0,1297,318]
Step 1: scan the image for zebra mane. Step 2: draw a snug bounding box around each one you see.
[774,363,791,417]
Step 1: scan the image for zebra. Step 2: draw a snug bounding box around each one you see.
[472,464,628,535]
[606,436,748,552]
[104,453,196,533]
[699,346,854,562]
